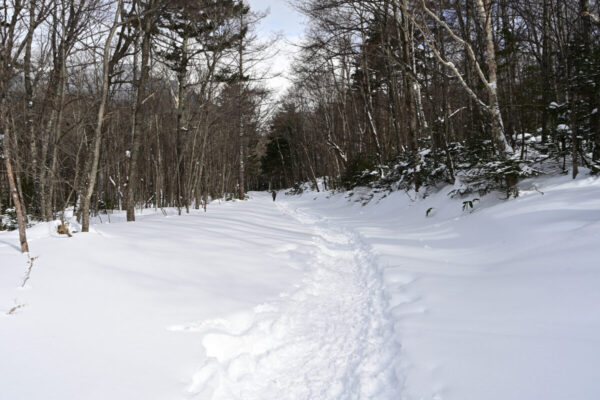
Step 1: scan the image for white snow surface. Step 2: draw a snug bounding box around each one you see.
[1,173,600,400]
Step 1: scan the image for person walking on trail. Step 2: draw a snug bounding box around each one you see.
[272,190,277,201]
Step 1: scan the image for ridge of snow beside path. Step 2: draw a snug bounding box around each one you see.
[0,198,314,400]
[281,174,600,400]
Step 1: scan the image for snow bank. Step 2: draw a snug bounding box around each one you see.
[286,173,600,400]
[1,200,310,399]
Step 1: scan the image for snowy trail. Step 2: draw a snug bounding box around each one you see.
[3,175,600,400]
[184,199,402,400]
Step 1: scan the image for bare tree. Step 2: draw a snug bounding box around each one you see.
[81,0,134,232]
[0,0,51,251]
[418,0,512,155]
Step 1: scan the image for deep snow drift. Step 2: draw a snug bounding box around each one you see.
[1,174,599,400]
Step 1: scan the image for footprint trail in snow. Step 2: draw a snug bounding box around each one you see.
[183,201,402,400]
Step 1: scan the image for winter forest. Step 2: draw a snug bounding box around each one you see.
[0,0,598,245]
[1,0,600,399]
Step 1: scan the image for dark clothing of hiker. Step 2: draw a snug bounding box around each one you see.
[272,191,277,201]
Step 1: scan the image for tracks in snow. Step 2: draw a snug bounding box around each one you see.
[184,200,402,399]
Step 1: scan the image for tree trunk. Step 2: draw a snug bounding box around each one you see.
[475,0,512,154]
[126,9,154,222]
[2,117,29,253]
[238,11,246,199]
[175,35,189,214]
[579,0,600,165]
[541,0,552,144]
[81,0,123,233]
[396,1,421,189]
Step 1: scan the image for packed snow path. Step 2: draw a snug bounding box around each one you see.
[183,201,402,399]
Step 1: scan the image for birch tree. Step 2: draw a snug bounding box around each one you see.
[418,0,513,155]
[81,0,135,232]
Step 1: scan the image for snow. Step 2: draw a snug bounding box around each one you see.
[186,205,400,399]
[1,202,308,399]
[297,174,600,400]
[513,132,540,143]
[2,174,600,399]
[549,101,560,109]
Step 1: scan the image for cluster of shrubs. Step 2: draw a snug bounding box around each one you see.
[0,207,18,231]
[341,138,545,198]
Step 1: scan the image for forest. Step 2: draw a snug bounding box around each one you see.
[2,2,600,398]
[1,0,599,253]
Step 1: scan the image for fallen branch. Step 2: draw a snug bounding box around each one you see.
[21,255,38,288]
[7,301,26,315]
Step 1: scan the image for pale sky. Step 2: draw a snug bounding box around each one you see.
[246,0,306,96]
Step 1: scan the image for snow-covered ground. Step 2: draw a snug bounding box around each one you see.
[1,173,599,399]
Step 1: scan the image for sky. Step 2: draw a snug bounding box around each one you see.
[246,0,307,96]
